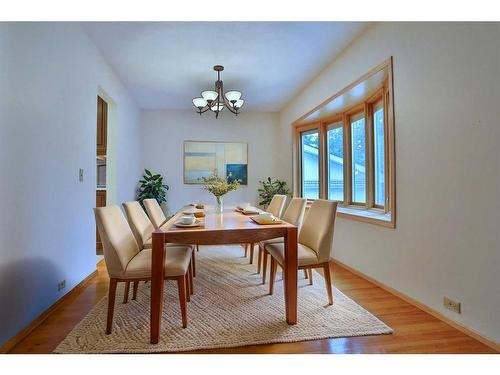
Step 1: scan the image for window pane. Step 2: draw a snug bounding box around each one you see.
[327,126,343,201]
[374,106,385,206]
[351,116,366,203]
[301,130,319,199]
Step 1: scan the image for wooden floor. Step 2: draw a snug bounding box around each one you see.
[9,254,497,354]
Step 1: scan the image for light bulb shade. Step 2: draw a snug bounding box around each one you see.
[192,97,207,108]
[202,90,218,102]
[225,91,242,102]
[210,103,225,112]
[234,99,244,109]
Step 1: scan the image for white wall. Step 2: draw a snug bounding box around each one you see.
[140,110,284,214]
[0,23,142,345]
[279,23,500,342]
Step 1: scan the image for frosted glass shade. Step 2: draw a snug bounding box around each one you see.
[211,103,225,112]
[192,97,207,108]
[225,91,242,102]
[234,99,244,109]
[202,90,218,102]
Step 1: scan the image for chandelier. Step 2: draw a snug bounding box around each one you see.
[192,65,244,118]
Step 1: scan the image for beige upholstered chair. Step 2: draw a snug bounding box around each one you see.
[142,198,200,255]
[123,201,197,279]
[143,198,168,230]
[246,194,288,263]
[258,197,307,282]
[94,206,193,332]
[265,199,338,305]
[266,194,287,218]
[123,201,155,249]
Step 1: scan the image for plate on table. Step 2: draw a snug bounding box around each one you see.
[250,216,282,225]
[174,219,203,228]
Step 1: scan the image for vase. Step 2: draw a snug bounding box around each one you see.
[215,196,224,213]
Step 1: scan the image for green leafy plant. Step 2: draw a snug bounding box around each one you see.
[258,177,291,207]
[137,169,169,208]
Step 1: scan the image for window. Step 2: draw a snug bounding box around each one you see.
[350,113,366,204]
[293,58,395,227]
[373,101,385,207]
[327,124,344,201]
[300,129,320,199]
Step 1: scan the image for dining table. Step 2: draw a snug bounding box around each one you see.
[149,205,298,344]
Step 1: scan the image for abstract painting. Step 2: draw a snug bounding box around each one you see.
[184,141,248,185]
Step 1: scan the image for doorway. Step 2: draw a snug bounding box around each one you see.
[96,95,108,255]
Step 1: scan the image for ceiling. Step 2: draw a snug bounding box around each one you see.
[82,22,371,112]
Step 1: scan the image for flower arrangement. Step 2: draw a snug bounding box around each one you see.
[200,174,240,212]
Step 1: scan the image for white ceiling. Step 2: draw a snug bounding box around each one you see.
[82,22,370,112]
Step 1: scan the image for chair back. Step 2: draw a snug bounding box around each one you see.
[122,201,154,248]
[143,198,167,229]
[267,194,287,218]
[282,197,307,228]
[298,200,337,263]
[94,206,140,278]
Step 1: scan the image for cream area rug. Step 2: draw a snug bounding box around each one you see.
[55,245,392,353]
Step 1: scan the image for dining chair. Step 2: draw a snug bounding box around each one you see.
[143,198,169,229]
[94,206,193,332]
[123,201,196,282]
[264,199,337,305]
[246,194,288,263]
[143,198,200,253]
[258,197,307,282]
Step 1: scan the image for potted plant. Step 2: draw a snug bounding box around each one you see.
[258,177,291,208]
[137,169,169,209]
[201,174,240,213]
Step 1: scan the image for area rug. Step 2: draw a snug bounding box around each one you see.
[54,245,392,353]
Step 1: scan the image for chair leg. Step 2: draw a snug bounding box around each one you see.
[323,262,333,305]
[132,281,139,300]
[249,243,254,264]
[189,261,194,295]
[123,281,130,303]
[185,273,191,302]
[303,269,308,279]
[177,276,188,328]
[262,249,268,284]
[269,257,278,295]
[308,269,313,285]
[106,278,117,334]
[257,245,263,274]
[192,250,196,277]
[196,245,199,252]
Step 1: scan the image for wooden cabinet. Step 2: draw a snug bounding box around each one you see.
[96,190,106,254]
[96,96,108,156]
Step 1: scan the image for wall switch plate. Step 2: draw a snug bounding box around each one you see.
[79,168,84,182]
[57,280,66,291]
[443,296,461,314]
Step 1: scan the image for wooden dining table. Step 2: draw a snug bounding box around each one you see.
[149,205,298,344]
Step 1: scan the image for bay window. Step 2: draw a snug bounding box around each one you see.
[294,58,395,227]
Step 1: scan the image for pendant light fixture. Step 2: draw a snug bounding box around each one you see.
[192,65,244,118]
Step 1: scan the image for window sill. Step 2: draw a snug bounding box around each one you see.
[336,205,395,228]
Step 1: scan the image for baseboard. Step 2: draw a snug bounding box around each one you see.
[332,259,500,353]
[0,268,99,353]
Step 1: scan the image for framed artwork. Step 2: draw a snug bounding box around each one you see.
[184,141,248,185]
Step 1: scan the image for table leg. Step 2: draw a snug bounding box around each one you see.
[283,226,298,325]
[150,231,165,344]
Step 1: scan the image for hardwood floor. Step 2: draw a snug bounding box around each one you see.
[8,258,496,354]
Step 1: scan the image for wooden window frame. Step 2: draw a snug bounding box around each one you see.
[324,118,345,203]
[292,58,396,228]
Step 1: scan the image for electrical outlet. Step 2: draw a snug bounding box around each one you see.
[57,280,66,291]
[79,168,84,182]
[443,297,461,314]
